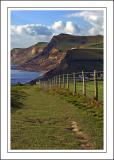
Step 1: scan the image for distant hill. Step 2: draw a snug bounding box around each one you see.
[11,33,103,76]
[11,42,48,65]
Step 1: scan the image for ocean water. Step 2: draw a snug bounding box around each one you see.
[11,65,41,85]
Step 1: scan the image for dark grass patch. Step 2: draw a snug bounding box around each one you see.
[11,86,28,111]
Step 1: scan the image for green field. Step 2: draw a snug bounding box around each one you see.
[58,81,103,103]
[11,83,103,150]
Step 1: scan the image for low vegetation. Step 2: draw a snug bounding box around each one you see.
[11,84,103,150]
[11,86,28,111]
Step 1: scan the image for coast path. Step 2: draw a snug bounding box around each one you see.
[11,85,103,150]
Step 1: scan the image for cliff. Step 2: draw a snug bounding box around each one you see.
[11,33,103,76]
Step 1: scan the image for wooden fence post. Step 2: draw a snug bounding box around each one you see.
[94,70,98,100]
[67,73,69,91]
[50,79,52,88]
[55,76,57,86]
[52,78,53,87]
[82,70,86,96]
[42,81,43,88]
[45,81,46,88]
[53,77,55,86]
[49,79,51,89]
[56,76,57,87]
[53,77,54,87]
[46,81,47,88]
[73,72,76,95]
[39,80,40,88]
[41,81,43,88]
[44,81,45,89]
[54,76,56,86]
[40,81,41,88]
[47,79,48,89]
[56,76,58,86]
[63,74,65,88]
[59,75,61,88]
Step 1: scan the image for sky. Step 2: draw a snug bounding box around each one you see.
[11,10,104,49]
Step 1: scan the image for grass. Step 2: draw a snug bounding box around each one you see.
[11,84,103,150]
[65,81,103,103]
[88,42,103,48]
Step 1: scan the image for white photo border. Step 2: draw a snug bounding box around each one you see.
[1,1,113,160]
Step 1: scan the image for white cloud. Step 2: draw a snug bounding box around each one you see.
[52,21,80,35]
[65,21,80,34]
[52,21,65,30]
[67,10,104,35]
[11,24,53,48]
[11,22,81,48]
[11,24,52,36]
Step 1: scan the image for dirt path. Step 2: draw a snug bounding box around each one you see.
[70,121,93,149]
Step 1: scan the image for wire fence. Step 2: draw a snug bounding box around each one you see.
[38,70,103,102]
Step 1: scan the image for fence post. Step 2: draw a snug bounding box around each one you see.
[50,79,52,88]
[49,79,51,89]
[53,77,54,87]
[46,80,48,89]
[56,76,58,86]
[40,80,41,88]
[73,72,76,95]
[54,76,56,86]
[39,80,40,88]
[59,75,61,88]
[47,79,48,89]
[55,76,57,86]
[53,76,55,86]
[63,74,65,88]
[82,70,86,96]
[67,73,69,91]
[55,76,57,87]
[94,70,98,100]
[45,81,46,89]
[41,81,43,88]
[42,81,43,88]
[44,80,46,89]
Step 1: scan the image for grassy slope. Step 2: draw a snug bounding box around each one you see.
[35,42,48,49]
[11,85,103,150]
[57,42,103,51]
[87,42,103,48]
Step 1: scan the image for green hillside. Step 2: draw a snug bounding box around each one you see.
[87,42,103,48]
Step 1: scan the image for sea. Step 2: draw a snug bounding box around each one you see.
[11,65,41,85]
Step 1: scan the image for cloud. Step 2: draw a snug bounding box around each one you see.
[65,21,80,34]
[11,24,53,48]
[52,21,65,30]
[11,21,81,48]
[52,21,80,35]
[67,10,104,35]
[11,24,52,36]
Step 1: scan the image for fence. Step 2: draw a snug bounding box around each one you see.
[38,70,103,101]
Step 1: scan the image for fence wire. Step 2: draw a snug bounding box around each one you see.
[38,70,103,102]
